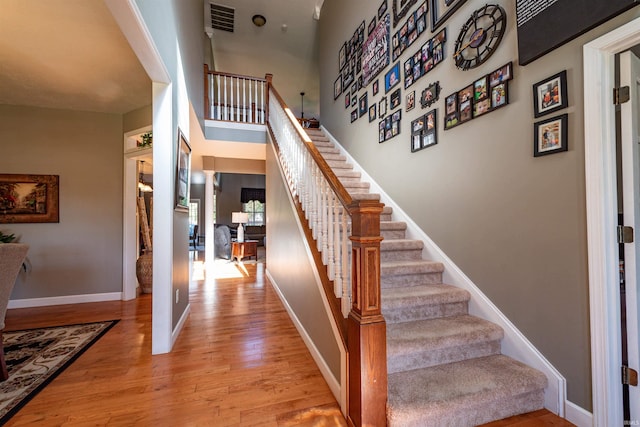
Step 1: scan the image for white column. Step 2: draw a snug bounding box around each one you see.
[204,170,215,272]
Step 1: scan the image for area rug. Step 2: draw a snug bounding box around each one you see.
[0,320,119,424]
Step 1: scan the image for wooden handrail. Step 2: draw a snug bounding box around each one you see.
[269,86,354,209]
[267,84,387,427]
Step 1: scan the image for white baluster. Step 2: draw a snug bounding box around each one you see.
[341,211,351,317]
[327,191,335,280]
[333,199,342,298]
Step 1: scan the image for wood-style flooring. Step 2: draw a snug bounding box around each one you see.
[4,254,574,426]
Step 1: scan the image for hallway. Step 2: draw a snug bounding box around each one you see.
[4,258,345,426]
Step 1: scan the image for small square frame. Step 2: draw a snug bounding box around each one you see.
[534,114,568,157]
[533,70,568,118]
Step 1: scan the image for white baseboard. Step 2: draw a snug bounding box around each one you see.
[266,269,341,401]
[565,401,593,427]
[8,292,123,309]
[171,303,191,349]
[321,125,567,415]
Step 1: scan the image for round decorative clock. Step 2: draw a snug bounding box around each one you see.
[453,4,506,71]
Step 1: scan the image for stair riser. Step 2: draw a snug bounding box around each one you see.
[333,170,361,178]
[321,153,346,161]
[327,161,353,169]
[381,249,423,262]
[381,214,392,221]
[381,272,443,288]
[387,341,501,374]
[383,301,468,324]
[381,229,406,239]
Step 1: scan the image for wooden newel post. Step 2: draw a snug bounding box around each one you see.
[347,200,387,427]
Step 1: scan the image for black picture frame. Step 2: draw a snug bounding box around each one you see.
[339,43,347,71]
[444,92,459,130]
[351,109,359,123]
[534,114,568,157]
[368,17,377,35]
[175,129,192,212]
[430,0,467,32]
[533,70,568,118]
[345,90,351,109]
[373,79,380,96]
[334,75,343,100]
[473,76,490,118]
[410,109,437,152]
[390,88,402,109]
[385,62,401,93]
[378,0,388,19]
[458,84,473,123]
[369,104,377,122]
[421,81,440,108]
[392,0,418,27]
[359,93,369,117]
[491,82,509,109]
[406,90,416,111]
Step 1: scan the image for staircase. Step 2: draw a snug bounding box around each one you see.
[304,128,548,426]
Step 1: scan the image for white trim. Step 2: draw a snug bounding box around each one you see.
[266,270,342,401]
[104,0,170,84]
[204,120,266,132]
[321,125,566,416]
[8,292,122,309]
[266,135,347,413]
[171,303,191,347]
[565,400,594,427]
[583,16,640,426]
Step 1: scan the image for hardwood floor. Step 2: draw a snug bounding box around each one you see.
[4,259,344,426]
[4,254,574,426]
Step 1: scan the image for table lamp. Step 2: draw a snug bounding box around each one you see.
[232,212,249,242]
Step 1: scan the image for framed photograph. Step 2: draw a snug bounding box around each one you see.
[489,62,513,87]
[351,109,359,123]
[368,17,377,35]
[334,75,343,100]
[491,82,509,109]
[378,0,388,19]
[444,92,459,130]
[412,133,422,152]
[430,0,467,32]
[359,93,369,117]
[533,70,568,118]
[345,90,351,109]
[339,43,347,71]
[373,79,380,95]
[406,90,416,111]
[534,114,568,157]
[175,129,192,211]
[352,82,358,95]
[351,94,357,107]
[392,0,418,27]
[422,109,438,149]
[385,62,401,93]
[369,104,377,122]
[390,88,402,109]
[458,85,473,123]
[0,174,59,223]
[379,97,388,116]
[421,81,440,108]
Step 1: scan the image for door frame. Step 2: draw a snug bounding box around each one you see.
[584,16,640,426]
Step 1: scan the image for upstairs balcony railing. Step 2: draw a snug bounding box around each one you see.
[204,64,270,124]
[204,66,387,426]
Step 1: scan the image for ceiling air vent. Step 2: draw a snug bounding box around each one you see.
[209,3,235,33]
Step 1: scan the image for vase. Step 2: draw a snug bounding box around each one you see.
[136,251,153,293]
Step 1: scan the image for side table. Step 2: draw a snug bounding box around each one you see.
[231,240,258,262]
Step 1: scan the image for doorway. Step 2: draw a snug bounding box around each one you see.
[584,16,640,425]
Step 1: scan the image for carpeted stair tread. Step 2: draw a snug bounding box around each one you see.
[387,315,503,373]
[333,169,361,179]
[381,239,424,262]
[342,181,370,190]
[380,221,407,231]
[382,284,470,323]
[326,160,353,169]
[387,355,547,426]
[381,259,444,275]
[349,192,381,201]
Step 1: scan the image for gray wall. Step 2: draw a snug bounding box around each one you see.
[265,138,341,381]
[319,0,640,411]
[216,173,265,226]
[136,0,204,329]
[0,105,123,299]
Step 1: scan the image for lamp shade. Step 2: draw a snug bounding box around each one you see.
[232,212,249,224]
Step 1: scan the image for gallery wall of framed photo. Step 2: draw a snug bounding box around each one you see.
[329,0,545,157]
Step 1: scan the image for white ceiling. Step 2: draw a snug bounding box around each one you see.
[0,0,151,114]
[0,0,322,173]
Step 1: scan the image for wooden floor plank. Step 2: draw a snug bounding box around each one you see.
[4,256,573,426]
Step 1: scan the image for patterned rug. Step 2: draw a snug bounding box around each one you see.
[0,320,118,424]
